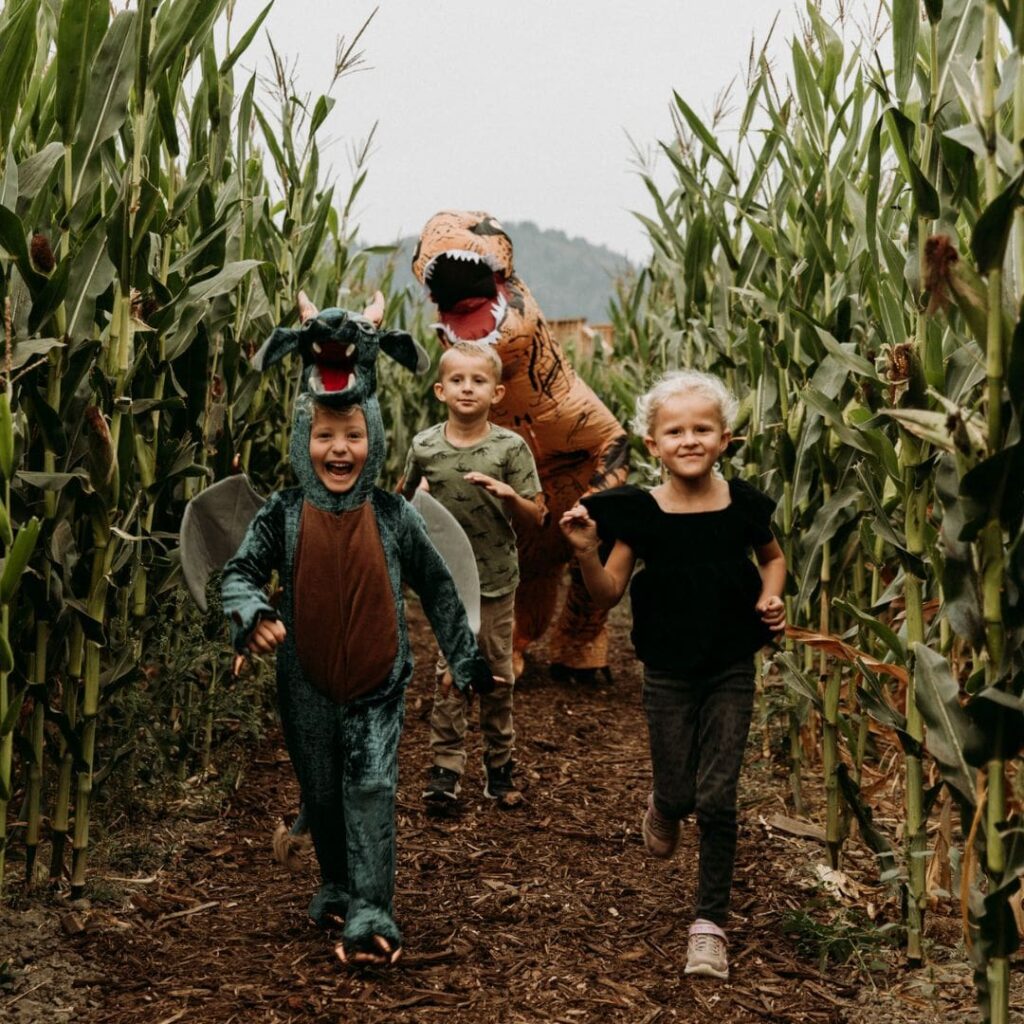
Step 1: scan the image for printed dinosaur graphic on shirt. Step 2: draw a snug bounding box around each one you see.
[412,211,629,671]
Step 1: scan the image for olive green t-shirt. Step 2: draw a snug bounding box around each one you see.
[402,423,541,597]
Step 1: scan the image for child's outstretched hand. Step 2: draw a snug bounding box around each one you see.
[439,668,509,702]
[248,616,287,654]
[558,504,600,554]
[463,471,514,500]
[756,595,786,632]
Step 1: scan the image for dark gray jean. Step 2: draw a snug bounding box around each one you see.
[643,658,756,926]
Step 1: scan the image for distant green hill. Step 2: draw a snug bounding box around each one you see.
[368,220,634,324]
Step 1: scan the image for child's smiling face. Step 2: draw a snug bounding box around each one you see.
[644,392,730,481]
[433,349,504,423]
[309,405,369,493]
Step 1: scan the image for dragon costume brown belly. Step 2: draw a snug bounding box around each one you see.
[413,211,629,671]
[293,501,398,702]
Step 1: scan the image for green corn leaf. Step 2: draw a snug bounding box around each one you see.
[155,70,180,157]
[0,204,46,299]
[27,256,72,335]
[67,221,117,341]
[71,11,136,206]
[671,92,737,184]
[150,0,227,84]
[16,143,64,203]
[16,471,91,492]
[0,517,40,604]
[0,635,13,674]
[134,0,155,100]
[791,39,825,146]
[0,504,12,549]
[913,643,984,807]
[885,108,940,219]
[295,189,334,284]
[0,393,14,482]
[971,168,1024,274]
[836,766,899,881]
[892,0,920,102]
[833,598,907,662]
[220,0,274,74]
[55,0,109,146]
[776,652,824,710]
[0,687,24,734]
[0,0,39,142]
[996,0,1024,47]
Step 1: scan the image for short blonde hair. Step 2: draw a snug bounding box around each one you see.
[437,341,503,383]
[632,370,738,436]
[310,401,366,427]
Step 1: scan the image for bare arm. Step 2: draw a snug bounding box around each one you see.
[558,504,636,609]
[754,537,787,631]
[463,472,545,529]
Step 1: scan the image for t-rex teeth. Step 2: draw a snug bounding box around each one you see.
[345,344,355,357]
[312,341,322,354]
[445,249,483,264]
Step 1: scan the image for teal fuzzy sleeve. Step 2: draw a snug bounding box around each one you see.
[221,492,285,651]
[398,502,494,695]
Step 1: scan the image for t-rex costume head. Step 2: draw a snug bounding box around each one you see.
[414,210,629,675]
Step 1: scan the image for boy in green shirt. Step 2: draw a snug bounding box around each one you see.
[402,342,545,805]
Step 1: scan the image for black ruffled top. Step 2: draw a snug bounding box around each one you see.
[581,478,777,676]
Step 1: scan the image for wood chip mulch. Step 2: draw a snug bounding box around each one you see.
[2,602,1011,1023]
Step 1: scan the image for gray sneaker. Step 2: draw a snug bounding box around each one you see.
[484,759,521,804]
[684,921,728,980]
[423,766,461,804]
[642,795,680,858]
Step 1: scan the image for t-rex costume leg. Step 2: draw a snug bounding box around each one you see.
[413,211,628,674]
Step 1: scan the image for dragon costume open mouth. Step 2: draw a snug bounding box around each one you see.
[423,250,509,346]
[308,339,358,394]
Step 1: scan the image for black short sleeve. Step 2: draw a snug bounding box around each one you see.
[729,478,776,547]
[580,485,648,551]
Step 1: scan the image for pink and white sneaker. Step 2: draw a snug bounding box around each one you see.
[684,919,729,980]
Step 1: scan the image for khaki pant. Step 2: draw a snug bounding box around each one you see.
[430,591,516,773]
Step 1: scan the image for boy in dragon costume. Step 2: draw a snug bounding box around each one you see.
[413,212,629,680]
[221,294,498,965]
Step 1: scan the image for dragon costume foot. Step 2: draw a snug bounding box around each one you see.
[308,883,351,927]
[338,906,402,965]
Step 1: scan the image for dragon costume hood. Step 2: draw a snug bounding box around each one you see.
[256,305,426,513]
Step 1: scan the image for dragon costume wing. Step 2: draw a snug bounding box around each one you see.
[180,475,267,612]
[411,489,481,634]
[180,478,481,631]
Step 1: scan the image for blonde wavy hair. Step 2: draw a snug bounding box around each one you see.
[632,370,738,437]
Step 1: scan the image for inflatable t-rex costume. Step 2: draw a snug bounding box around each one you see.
[412,211,629,674]
[217,299,493,963]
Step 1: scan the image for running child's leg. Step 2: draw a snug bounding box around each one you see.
[424,652,468,803]
[692,660,756,926]
[642,668,701,821]
[477,593,518,801]
[338,693,405,963]
[277,672,349,926]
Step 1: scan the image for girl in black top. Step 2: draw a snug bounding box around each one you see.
[559,370,786,981]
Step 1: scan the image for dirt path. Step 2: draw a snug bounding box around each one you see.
[1,604,1000,1023]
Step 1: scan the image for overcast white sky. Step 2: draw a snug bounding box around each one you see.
[224,1,879,259]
